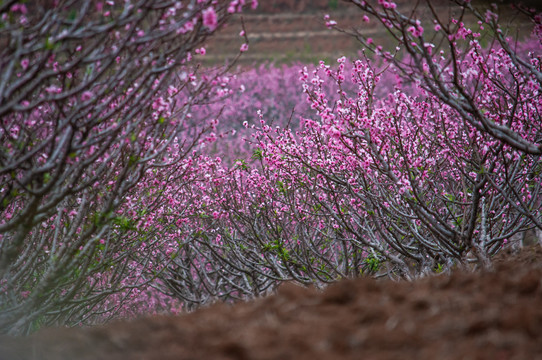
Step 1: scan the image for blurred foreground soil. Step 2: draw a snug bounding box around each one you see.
[2,246,542,360]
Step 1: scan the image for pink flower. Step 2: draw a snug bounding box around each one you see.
[202,7,218,31]
[10,3,28,14]
[81,91,94,101]
[362,15,370,23]
[45,85,62,94]
[240,43,249,52]
[20,58,29,70]
[167,85,178,96]
[408,25,424,37]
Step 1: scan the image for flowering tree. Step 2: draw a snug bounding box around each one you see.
[333,0,542,155]
[330,0,542,245]
[0,0,256,335]
[127,63,378,309]
[188,62,361,162]
[254,55,540,273]
[149,1,542,309]
[3,0,539,330]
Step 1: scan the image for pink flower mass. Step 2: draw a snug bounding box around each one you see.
[20,58,29,70]
[202,6,218,30]
[81,91,94,101]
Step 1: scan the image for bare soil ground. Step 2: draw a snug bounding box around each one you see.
[2,245,542,360]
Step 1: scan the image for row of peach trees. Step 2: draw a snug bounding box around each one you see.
[0,0,257,335]
[147,0,542,308]
[1,0,540,334]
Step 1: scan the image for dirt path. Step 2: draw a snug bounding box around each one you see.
[2,245,542,360]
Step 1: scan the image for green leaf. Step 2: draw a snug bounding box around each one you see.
[45,37,55,51]
[234,159,248,171]
[252,147,263,160]
[129,154,139,166]
[453,217,463,227]
[68,9,77,21]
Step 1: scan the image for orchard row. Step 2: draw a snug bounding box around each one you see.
[0,0,540,335]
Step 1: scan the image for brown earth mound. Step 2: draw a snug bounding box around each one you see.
[2,246,542,360]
